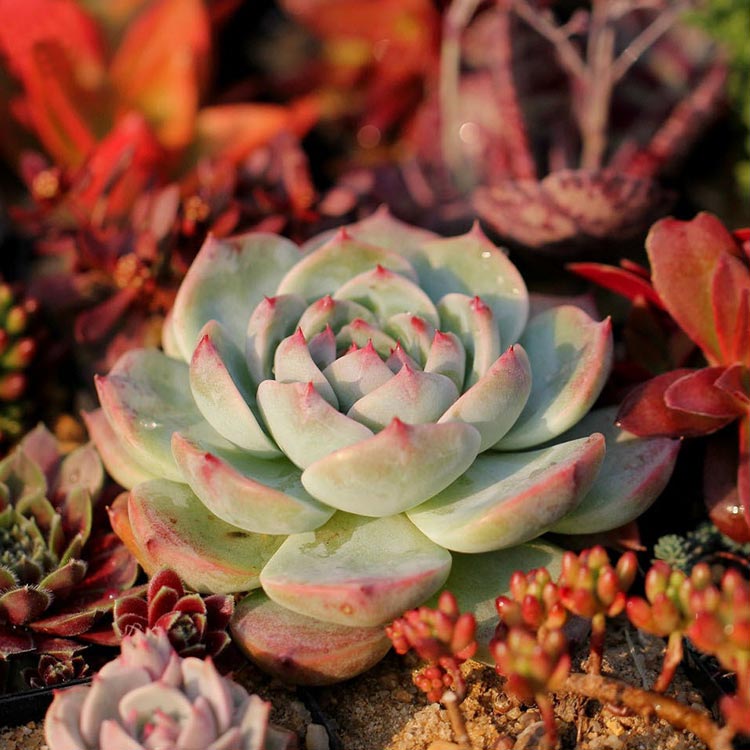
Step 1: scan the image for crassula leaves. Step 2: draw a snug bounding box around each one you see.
[92,211,676,684]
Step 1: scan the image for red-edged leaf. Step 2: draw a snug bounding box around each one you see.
[646,213,741,365]
[172,593,206,617]
[711,255,750,363]
[568,262,663,308]
[77,532,138,594]
[204,594,234,629]
[31,636,87,658]
[110,0,210,151]
[77,625,120,647]
[147,569,184,601]
[617,369,736,437]
[148,585,182,626]
[664,367,746,419]
[0,586,52,625]
[704,425,749,543]
[714,364,750,406]
[112,595,148,635]
[29,591,114,636]
[734,228,750,262]
[204,630,231,658]
[0,626,35,658]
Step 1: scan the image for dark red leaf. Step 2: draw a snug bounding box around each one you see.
[568,262,663,308]
[664,367,746,419]
[711,255,750,363]
[617,369,736,437]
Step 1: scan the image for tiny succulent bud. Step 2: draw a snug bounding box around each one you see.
[387,591,477,702]
[495,567,566,635]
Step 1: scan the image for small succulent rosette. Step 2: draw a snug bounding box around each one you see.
[1,424,137,658]
[90,210,679,682]
[44,628,297,750]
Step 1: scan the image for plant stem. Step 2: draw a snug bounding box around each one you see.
[589,612,606,674]
[535,691,558,749]
[653,630,683,693]
[563,672,735,750]
[441,689,472,749]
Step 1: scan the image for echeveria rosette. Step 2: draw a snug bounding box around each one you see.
[0,424,138,659]
[91,209,679,683]
[611,214,750,542]
[44,628,297,750]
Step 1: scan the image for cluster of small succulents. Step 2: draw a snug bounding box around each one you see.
[89,210,679,683]
[390,548,750,750]
[44,628,297,750]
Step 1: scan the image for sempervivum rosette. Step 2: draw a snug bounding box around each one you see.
[90,210,679,682]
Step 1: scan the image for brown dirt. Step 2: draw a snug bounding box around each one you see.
[0,618,714,750]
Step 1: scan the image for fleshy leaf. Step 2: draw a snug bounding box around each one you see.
[322,341,394,412]
[190,320,280,456]
[495,306,612,450]
[0,585,53,625]
[664,367,746,418]
[439,345,532,452]
[550,407,680,534]
[335,318,398,358]
[172,433,334,535]
[277,230,418,301]
[245,294,307,386]
[433,541,565,663]
[95,348,228,482]
[384,314,435,365]
[171,233,302,360]
[567,262,663,308]
[301,419,481,516]
[83,410,156,489]
[260,513,451,627]
[128,480,284,593]
[297,296,375,339]
[411,226,529,346]
[437,294,501,388]
[407,435,605,552]
[274,329,338,407]
[334,265,440,328]
[711,254,750,363]
[347,366,458,431]
[231,592,391,685]
[256,381,373,470]
[646,213,741,364]
[424,330,466,391]
[617,369,736,437]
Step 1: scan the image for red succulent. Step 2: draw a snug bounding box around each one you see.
[113,568,234,659]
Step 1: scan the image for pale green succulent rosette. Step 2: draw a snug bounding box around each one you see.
[92,209,679,683]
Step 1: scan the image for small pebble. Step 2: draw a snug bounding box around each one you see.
[306,723,329,750]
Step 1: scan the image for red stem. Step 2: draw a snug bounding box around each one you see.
[589,612,606,675]
[653,630,683,693]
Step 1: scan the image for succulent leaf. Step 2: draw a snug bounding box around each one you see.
[259,512,451,626]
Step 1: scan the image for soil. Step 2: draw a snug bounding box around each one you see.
[0,617,717,750]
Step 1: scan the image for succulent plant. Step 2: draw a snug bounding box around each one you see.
[573,213,750,542]
[387,590,476,702]
[494,567,566,636]
[24,651,90,689]
[44,628,297,750]
[0,423,137,659]
[113,568,234,659]
[91,210,678,683]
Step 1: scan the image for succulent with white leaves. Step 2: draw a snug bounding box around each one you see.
[90,209,680,683]
[44,628,297,750]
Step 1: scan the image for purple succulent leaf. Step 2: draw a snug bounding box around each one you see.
[59,487,93,544]
[203,630,232,659]
[0,585,53,625]
[75,532,139,594]
[171,592,207,617]
[29,598,111,637]
[113,595,148,638]
[148,584,183,626]
[204,594,235,630]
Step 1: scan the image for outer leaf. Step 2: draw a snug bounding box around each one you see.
[95,348,228,481]
[83,409,158,490]
[170,233,302,360]
[231,592,391,685]
[617,369,736,437]
[172,433,334,535]
[407,435,605,552]
[495,306,612,450]
[260,513,451,627]
[301,419,481,516]
[646,213,741,364]
[128,480,284,593]
[550,407,680,534]
[567,262,664,308]
[433,541,565,664]
[664,367,746,418]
